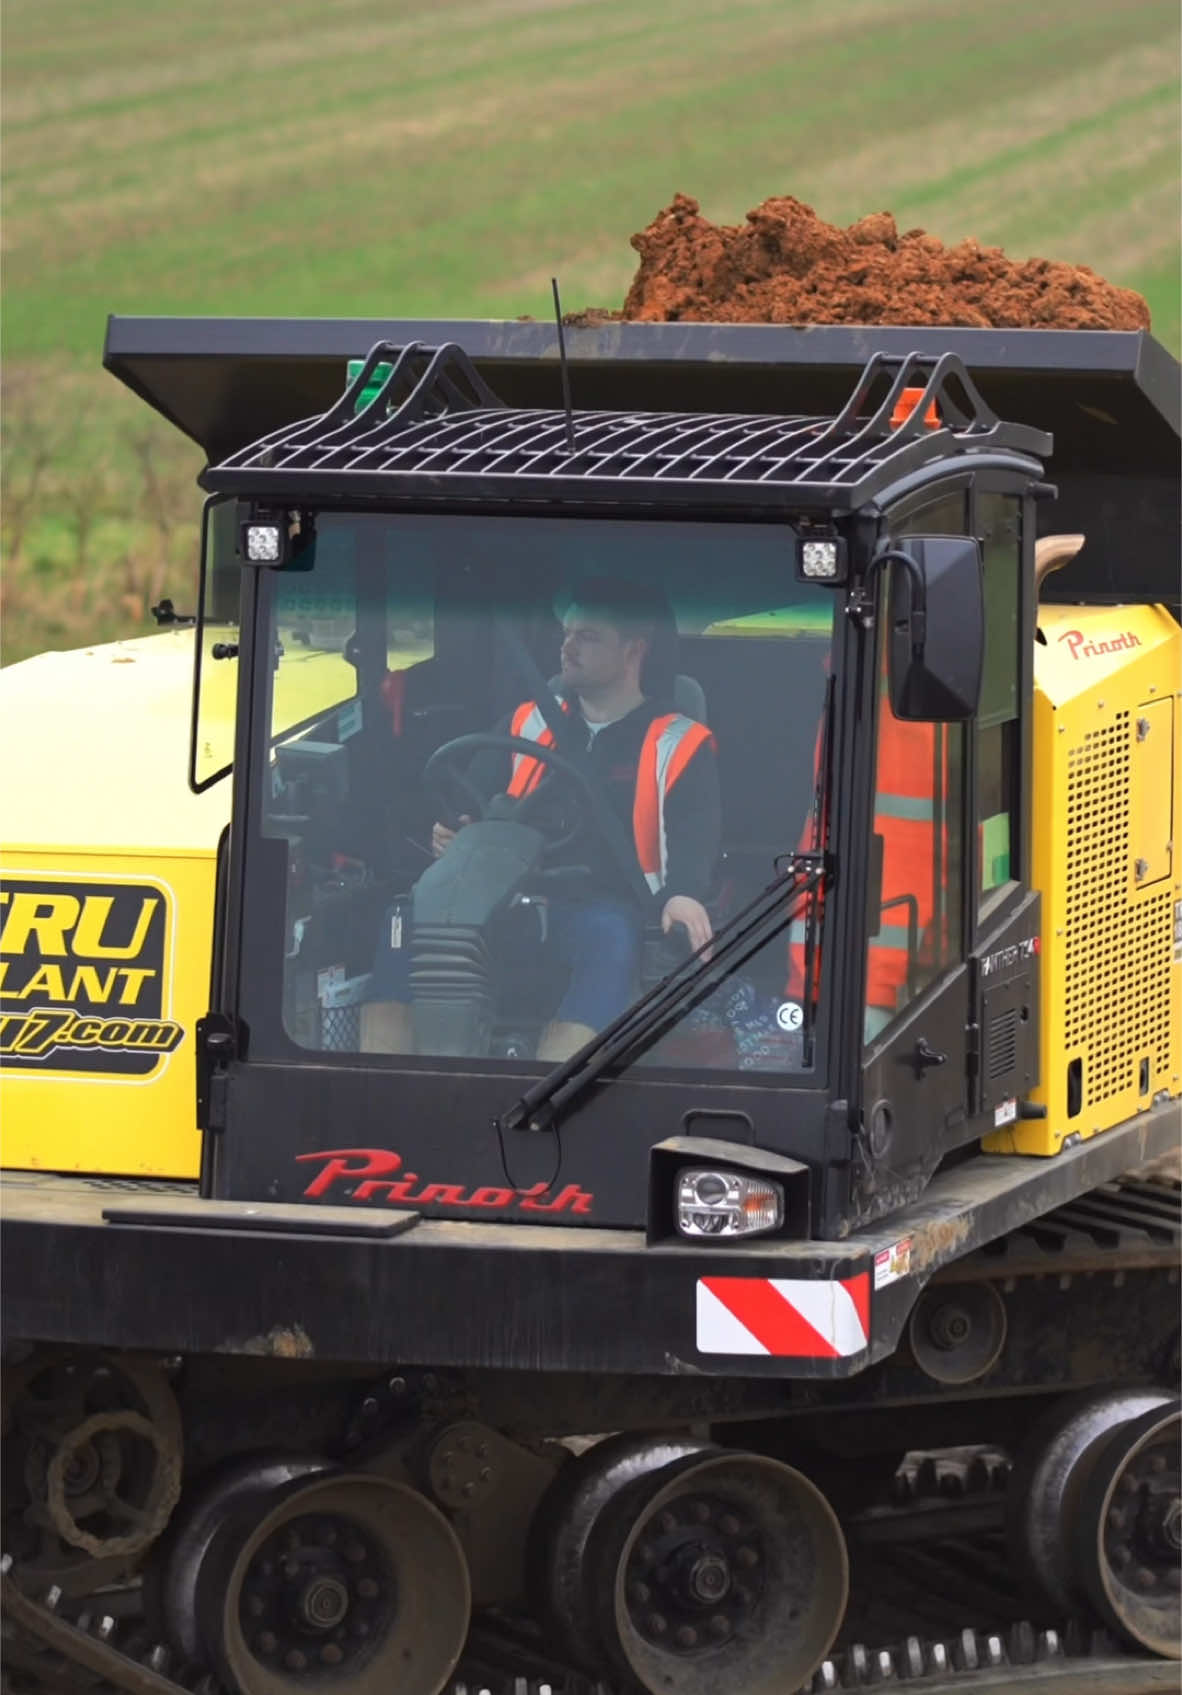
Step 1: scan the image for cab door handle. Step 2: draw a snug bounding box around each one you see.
[907,1036,947,1079]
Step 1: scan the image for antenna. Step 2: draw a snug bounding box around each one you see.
[551,277,576,454]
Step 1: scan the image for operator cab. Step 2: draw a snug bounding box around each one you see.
[188,340,1052,1236]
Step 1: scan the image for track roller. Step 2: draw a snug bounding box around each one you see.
[1008,1388,1177,1646]
[908,1283,1007,1385]
[181,1470,470,1695]
[587,1449,847,1695]
[1076,1401,1180,1658]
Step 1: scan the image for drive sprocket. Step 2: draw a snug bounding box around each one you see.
[2,1351,182,1598]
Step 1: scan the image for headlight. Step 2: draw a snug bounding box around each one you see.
[676,1168,784,1240]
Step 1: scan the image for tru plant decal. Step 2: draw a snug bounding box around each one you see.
[0,875,184,1078]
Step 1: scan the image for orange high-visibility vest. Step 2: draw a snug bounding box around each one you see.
[785,697,942,1017]
[867,713,942,1012]
[506,698,714,894]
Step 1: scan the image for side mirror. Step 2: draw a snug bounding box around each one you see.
[886,534,984,721]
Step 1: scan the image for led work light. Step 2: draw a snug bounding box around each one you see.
[798,537,848,581]
[243,523,284,564]
[237,504,294,566]
[676,1168,785,1240]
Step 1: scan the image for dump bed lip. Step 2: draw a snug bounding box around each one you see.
[103,314,1178,385]
[104,316,1179,469]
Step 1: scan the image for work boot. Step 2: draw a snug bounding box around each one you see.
[360,1000,415,1055]
[536,1020,596,1062]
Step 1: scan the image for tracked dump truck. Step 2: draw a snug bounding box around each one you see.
[2,319,1180,1695]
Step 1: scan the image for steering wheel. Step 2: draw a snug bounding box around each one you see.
[423,732,598,857]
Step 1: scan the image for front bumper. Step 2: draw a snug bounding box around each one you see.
[2,1097,1176,1381]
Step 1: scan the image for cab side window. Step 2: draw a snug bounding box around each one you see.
[865,494,966,1044]
[976,494,1022,916]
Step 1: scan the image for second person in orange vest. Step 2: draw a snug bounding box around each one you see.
[392,579,721,1062]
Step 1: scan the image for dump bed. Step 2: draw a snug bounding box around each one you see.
[105,318,1179,606]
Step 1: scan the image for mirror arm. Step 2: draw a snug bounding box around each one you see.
[868,548,928,656]
[846,548,928,655]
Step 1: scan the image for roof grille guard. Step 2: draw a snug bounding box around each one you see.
[810,349,1001,468]
[204,342,1051,509]
[222,341,506,473]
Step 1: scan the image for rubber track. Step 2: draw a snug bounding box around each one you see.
[3,1178,1177,1695]
[3,1560,1170,1695]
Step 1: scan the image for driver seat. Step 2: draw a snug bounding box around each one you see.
[546,674,707,723]
[422,673,716,1060]
[668,674,708,724]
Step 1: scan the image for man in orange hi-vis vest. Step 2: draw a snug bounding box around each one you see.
[364,580,721,1062]
[863,706,944,1040]
[785,667,943,1046]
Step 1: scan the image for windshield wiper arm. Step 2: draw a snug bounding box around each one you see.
[801,674,834,1066]
[497,853,827,1135]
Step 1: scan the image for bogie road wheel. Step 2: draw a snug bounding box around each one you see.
[589,1449,847,1695]
[1076,1401,1180,1658]
[1008,1387,1173,1623]
[199,1472,470,1695]
[528,1431,714,1674]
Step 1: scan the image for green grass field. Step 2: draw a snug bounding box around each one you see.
[3,0,1179,662]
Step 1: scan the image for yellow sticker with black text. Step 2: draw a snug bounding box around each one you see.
[0,875,183,1079]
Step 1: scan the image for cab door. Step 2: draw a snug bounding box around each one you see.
[857,493,973,1208]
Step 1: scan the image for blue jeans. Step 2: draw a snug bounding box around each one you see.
[546,896,641,1029]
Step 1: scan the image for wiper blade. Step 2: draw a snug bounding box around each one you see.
[498,853,827,1135]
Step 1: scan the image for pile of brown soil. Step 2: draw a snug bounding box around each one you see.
[617,193,1150,331]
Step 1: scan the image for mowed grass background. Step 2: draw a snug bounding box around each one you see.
[3,0,1179,662]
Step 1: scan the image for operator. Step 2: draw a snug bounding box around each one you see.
[361,579,721,1062]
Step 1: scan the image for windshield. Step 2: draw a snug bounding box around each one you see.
[241,508,834,1078]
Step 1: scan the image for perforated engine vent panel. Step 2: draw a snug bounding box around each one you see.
[1065,712,1174,1108]
[978,965,1036,1115]
[987,1007,1019,1079]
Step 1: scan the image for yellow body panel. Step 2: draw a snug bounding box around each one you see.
[1,855,216,1175]
[0,628,375,1176]
[986,603,1181,1154]
[1,633,230,1176]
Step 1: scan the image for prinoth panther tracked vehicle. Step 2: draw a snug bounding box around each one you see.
[2,319,1180,1695]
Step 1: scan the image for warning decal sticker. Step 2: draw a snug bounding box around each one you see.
[873,1237,913,1290]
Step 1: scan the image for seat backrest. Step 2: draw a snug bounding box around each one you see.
[670,674,707,723]
[547,675,708,723]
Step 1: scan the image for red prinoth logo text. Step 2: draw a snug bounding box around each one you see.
[1057,628,1142,662]
[297,1147,593,1215]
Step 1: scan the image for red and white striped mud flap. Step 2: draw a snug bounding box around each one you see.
[696,1272,870,1359]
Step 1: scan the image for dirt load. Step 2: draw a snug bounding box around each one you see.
[616,193,1150,330]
